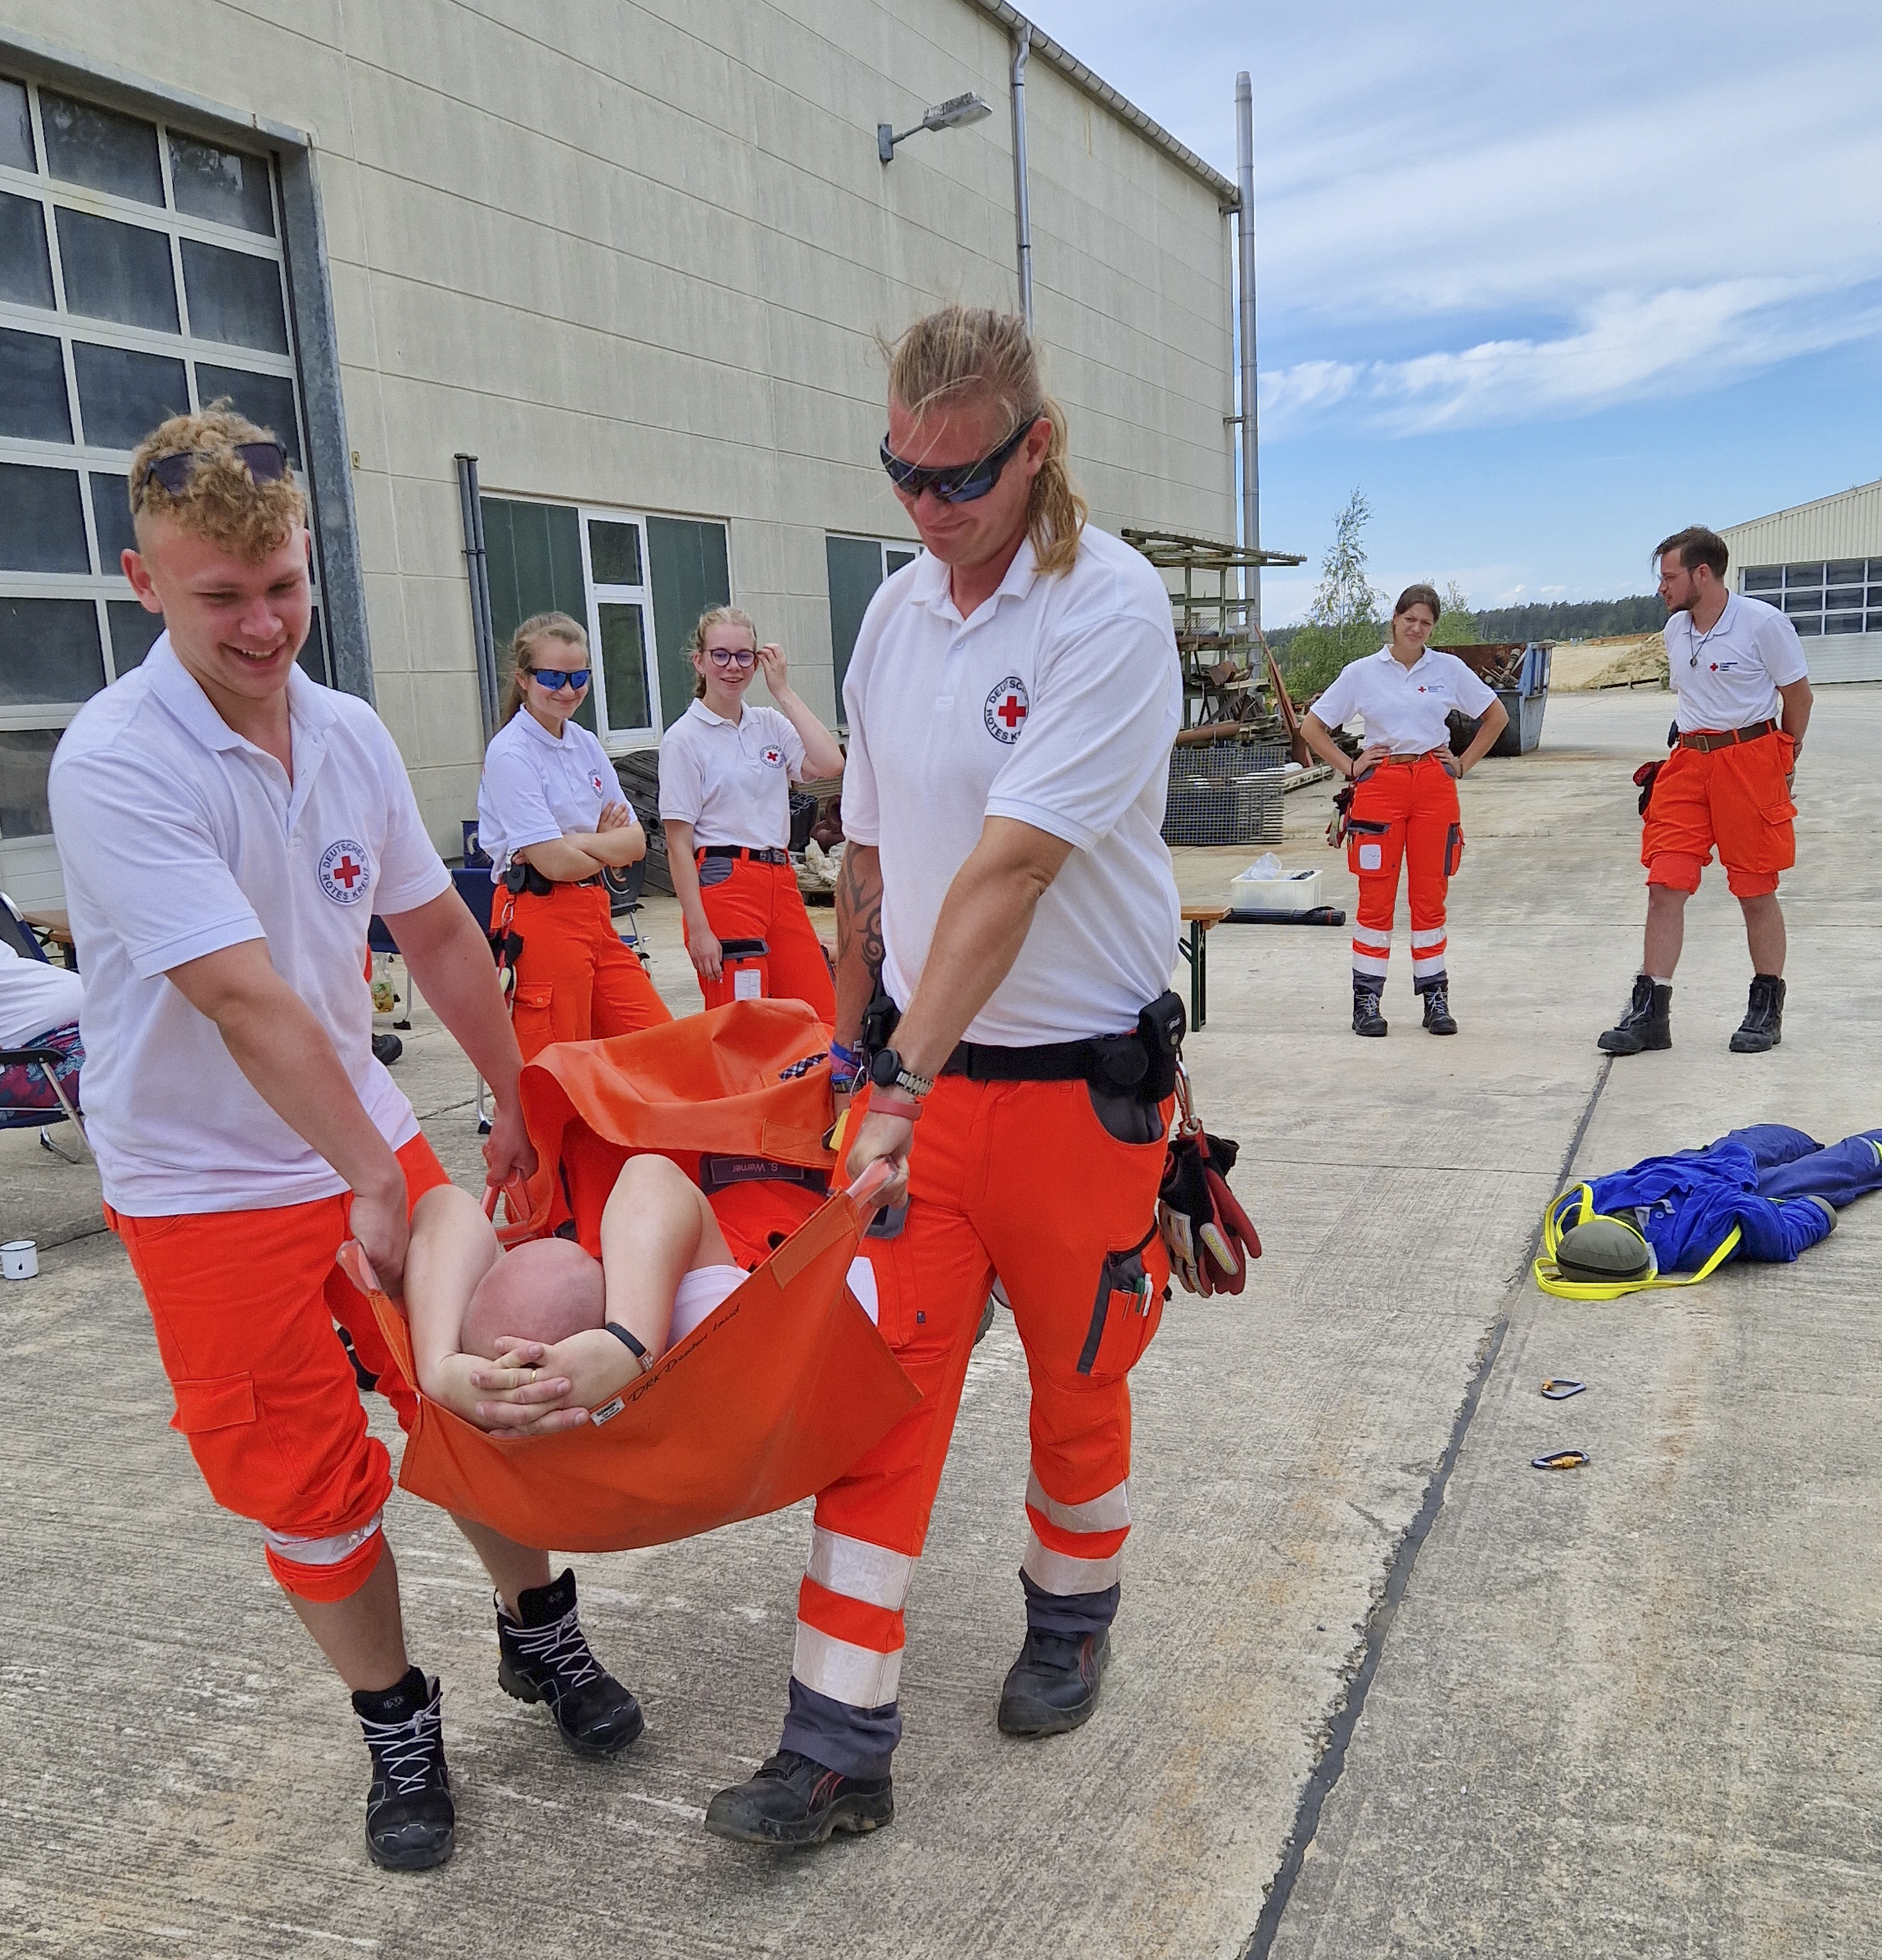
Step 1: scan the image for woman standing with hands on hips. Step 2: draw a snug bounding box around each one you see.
[1300,584,1508,1038]
[659,607,845,1016]
[476,613,672,1059]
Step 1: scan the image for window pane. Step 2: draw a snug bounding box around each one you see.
[1827,560,1864,584]
[1791,613,1824,636]
[1780,590,1822,618]
[0,191,54,308]
[298,608,328,684]
[0,728,61,839]
[54,206,180,333]
[826,534,887,712]
[0,462,88,572]
[40,92,162,206]
[598,603,651,731]
[480,496,587,702]
[885,547,918,576]
[0,326,71,442]
[107,598,162,674]
[90,471,135,571]
[181,238,287,353]
[647,515,730,731]
[0,596,105,705]
[73,341,188,451]
[587,518,642,587]
[1741,564,1781,593]
[0,76,33,172]
[168,131,273,236]
[1824,611,1864,635]
[194,363,298,464]
[1783,563,1824,588]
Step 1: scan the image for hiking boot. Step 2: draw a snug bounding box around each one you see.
[1599,975,1672,1055]
[354,1667,454,1871]
[1729,974,1785,1053]
[1421,985,1457,1036]
[997,1627,1111,1739]
[702,1750,895,1845]
[496,1568,643,1759]
[1352,979,1388,1038]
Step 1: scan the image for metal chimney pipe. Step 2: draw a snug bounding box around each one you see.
[1234,70,1259,630]
[1010,22,1035,333]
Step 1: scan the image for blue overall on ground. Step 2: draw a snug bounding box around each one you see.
[1562,1125,1882,1271]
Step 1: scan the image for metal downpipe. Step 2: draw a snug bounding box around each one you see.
[1010,22,1034,333]
[1235,70,1259,631]
[455,452,497,742]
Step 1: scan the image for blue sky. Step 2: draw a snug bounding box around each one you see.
[1020,0,1882,622]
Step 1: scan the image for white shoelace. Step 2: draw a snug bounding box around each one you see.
[507,1605,602,1694]
[360,1698,443,1797]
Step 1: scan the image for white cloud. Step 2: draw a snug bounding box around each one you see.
[1259,278,1882,435]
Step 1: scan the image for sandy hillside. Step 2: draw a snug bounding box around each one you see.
[1549,633,1668,691]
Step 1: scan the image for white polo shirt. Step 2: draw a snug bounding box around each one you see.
[1310,646,1498,754]
[48,634,450,1215]
[1666,593,1808,732]
[476,710,631,878]
[842,526,1181,1047]
[658,700,807,849]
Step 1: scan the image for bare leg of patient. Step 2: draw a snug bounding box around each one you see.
[599,1155,735,1361]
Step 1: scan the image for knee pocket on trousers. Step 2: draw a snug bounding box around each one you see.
[1076,1245,1164,1383]
[1445,822,1464,878]
[511,981,555,1049]
[1346,821,1390,875]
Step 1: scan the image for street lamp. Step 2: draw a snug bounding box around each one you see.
[878,91,993,164]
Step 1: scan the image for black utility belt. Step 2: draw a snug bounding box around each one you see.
[699,845,790,866]
[866,988,1186,1103]
[502,863,604,896]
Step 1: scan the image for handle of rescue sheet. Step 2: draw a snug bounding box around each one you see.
[337,1239,421,1389]
[845,1159,894,1211]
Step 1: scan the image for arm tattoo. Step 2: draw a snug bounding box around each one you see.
[836,847,884,989]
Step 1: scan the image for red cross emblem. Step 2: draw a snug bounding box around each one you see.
[984,676,1030,744]
[318,838,371,906]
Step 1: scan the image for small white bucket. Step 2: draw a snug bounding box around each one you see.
[1230,865,1323,913]
[1,1240,39,1281]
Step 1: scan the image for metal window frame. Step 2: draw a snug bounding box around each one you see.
[0,25,371,704]
[575,505,659,749]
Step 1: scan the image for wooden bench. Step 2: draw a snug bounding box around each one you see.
[1178,905,1228,1031]
[23,908,76,972]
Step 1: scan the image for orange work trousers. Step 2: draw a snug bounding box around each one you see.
[1642,730,1796,899]
[505,878,671,1061]
[1346,753,1463,993]
[109,1133,453,1603]
[686,853,835,1019]
[780,1073,1170,1777]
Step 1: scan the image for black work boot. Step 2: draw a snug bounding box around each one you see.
[496,1568,643,1759]
[354,1667,454,1871]
[1730,974,1786,1053]
[997,1627,1111,1738]
[1352,978,1388,1038]
[1421,984,1457,1036]
[703,1750,895,1845]
[1599,975,1672,1055]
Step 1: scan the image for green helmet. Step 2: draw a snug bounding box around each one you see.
[1554,1214,1653,1284]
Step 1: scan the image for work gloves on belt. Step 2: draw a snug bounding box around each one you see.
[1158,1125,1261,1296]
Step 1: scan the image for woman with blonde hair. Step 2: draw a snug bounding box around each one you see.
[476,613,670,1058]
[659,606,846,1016]
[1301,584,1508,1037]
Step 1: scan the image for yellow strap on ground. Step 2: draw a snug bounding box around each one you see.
[1532,1183,1742,1299]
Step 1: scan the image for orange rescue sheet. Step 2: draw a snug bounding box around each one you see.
[353,1001,918,1553]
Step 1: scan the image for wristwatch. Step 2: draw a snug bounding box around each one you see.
[867,1046,934,1101]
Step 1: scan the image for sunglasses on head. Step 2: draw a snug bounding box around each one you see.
[878,413,1040,505]
[140,440,288,503]
[529,666,590,692]
[706,647,756,669]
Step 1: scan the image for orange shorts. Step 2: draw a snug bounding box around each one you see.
[109,1133,453,1602]
[1643,731,1796,899]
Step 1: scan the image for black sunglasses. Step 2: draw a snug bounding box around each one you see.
[879,414,1040,505]
[140,440,288,503]
[530,666,591,692]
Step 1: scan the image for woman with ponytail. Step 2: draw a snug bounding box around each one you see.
[476,613,671,1059]
[658,605,846,1015]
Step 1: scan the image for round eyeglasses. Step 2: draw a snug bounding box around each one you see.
[706,648,757,669]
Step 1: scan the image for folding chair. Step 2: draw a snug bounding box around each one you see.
[0,892,89,1163]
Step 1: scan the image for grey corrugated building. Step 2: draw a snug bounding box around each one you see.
[0,3,1241,906]
[1722,477,1882,685]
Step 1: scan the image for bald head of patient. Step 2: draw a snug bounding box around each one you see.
[460,1237,606,1359]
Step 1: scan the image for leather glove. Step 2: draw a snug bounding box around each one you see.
[1158,1127,1261,1296]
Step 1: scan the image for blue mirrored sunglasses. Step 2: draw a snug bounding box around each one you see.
[878,413,1038,505]
[530,666,591,692]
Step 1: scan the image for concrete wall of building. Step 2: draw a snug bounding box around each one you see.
[6,0,1233,852]
[1723,478,1882,685]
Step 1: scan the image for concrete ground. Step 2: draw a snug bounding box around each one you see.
[4,686,1877,1958]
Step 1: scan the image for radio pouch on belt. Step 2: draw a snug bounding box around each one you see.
[1134,990,1186,1104]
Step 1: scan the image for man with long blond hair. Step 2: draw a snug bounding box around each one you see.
[48,408,643,1873]
[707,308,1184,1844]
